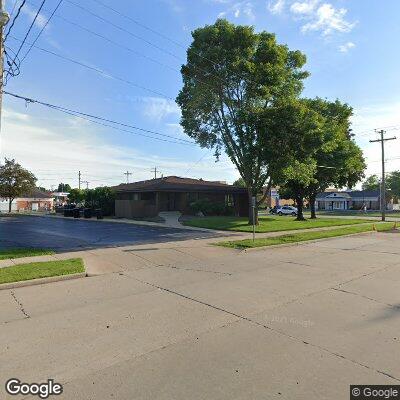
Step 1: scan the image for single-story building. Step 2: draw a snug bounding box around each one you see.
[114,176,249,218]
[315,190,393,211]
[0,189,54,212]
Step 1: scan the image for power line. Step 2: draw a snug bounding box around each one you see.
[5,0,47,80]
[7,35,175,100]
[4,0,26,41]
[19,0,63,65]
[64,0,181,61]
[8,0,19,18]
[85,0,278,91]
[90,0,186,49]
[3,91,196,146]
[23,0,179,73]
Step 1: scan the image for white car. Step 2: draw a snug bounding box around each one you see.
[277,205,298,216]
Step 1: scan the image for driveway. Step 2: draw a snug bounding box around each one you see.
[1,230,400,399]
[0,215,222,251]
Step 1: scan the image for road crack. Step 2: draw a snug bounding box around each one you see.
[131,277,400,383]
[10,290,30,319]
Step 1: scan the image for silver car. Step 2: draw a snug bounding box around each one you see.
[277,205,298,216]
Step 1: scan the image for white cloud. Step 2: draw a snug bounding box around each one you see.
[216,1,255,21]
[269,1,356,37]
[1,106,238,188]
[140,97,180,121]
[268,0,286,15]
[21,4,48,30]
[339,41,355,53]
[290,0,319,15]
[299,3,356,35]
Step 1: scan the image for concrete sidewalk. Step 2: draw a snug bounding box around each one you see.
[1,231,400,399]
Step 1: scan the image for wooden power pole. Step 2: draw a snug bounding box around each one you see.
[370,130,397,221]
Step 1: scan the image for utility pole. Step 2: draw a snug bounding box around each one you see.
[78,171,81,189]
[370,130,397,221]
[123,170,132,184]
[0,1,10,155]
[81,180,89,189]
[151,167,159,179]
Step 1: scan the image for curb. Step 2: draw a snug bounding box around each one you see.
[226,229,397,253]
[0,272,87,291]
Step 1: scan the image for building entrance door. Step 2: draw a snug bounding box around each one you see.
[168,193,176,211]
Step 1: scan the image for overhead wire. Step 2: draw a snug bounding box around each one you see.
[19,0,64,65]
[3,91,196,146]
[4,0,27,41]
[8,35,175,100]
[5,0,47,81]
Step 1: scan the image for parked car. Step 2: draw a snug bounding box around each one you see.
[269,206,279,214]
[277,205,298,216]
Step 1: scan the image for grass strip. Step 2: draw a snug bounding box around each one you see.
[216,223,396,249]
[0,248,55,260]
[0,258,85,285]
[183,216,373,233]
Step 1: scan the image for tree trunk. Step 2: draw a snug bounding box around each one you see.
[295,196,306,221]
[8,198,13,213]
[247,189,259,225]
[309,194,317,219]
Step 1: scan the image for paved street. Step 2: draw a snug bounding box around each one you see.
[0,215,223,251]
[1,230,400,399]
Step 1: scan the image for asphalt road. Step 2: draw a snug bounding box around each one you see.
[0,215,219,251]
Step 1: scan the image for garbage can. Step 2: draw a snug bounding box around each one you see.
[73,208,81,218]
[96,209,103,220]
[64,207,74,217]
[84,208,92,218]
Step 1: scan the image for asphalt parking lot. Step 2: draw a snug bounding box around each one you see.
[0,215,219,251]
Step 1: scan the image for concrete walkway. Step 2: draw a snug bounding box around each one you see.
[1,231,400,399]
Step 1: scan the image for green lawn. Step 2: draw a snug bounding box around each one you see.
[304,210,400,218]
[217,223,395,249]
[0,248,55,260]
[183,216,374,233]
[0,258,85,285]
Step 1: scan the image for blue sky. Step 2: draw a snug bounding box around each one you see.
[2,0,400,189]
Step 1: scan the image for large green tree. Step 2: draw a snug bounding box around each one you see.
[176,19,309,224]
[362,175,380,191]
[304,99,366,218]
[387,171,400,201]
[0,158,37,212]
[57,183,72,192]
[278,99,365,220]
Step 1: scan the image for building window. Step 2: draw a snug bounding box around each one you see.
[132,193,140,201]
[225,194,233,206]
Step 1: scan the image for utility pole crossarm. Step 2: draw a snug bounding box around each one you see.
[123,170,132,184]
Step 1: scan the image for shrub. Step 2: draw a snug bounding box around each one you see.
[189,199,235,216]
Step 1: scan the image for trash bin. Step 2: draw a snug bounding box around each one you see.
[84,208,92,218]
[64,207,74,217]
[73,208,81,218]
[96,209,103,220]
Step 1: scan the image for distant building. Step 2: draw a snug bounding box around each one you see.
[315,190,393,211]
[52,192,70,206]
[114,176,249,218]
[261,187,295,208]
[0,189,54,212]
